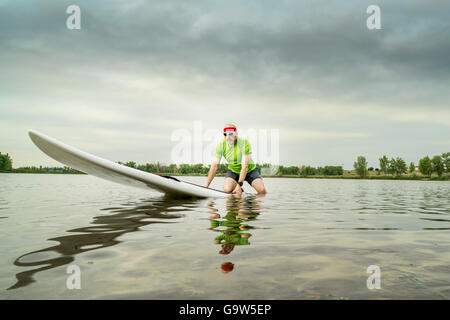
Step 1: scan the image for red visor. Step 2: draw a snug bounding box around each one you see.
[223,127,236,132]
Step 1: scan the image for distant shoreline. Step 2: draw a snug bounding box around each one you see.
[2,171,448,181]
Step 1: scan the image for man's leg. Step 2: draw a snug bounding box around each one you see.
[246,169,267,195]
[223,177,238,193]
[251,178,266,194]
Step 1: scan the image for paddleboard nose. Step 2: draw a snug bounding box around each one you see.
[28,129,37,142]
[28,129,38,139]
[28,129,43,146]
[28,129,49,145]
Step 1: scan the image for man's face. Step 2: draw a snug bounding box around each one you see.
[224,130,237,146]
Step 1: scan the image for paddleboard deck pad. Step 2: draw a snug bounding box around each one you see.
[28,130,231,198]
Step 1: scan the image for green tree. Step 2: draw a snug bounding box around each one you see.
[409,162,416,176]
[419,156,432,177]
[431,155,444,177]
[354,156,368,178]
[124,161,137,168]
[379,155,388,175]
[386,158,395,175]
[217,164,228,174]
[169,164,178,174]
[441,152,450,173]
[322,166,343,176]
[191,163,205,174]
[390,157,407,178]
[299,165,317,177]
[0,152,13,172]
[179,164,191,174]
[279,166,299,175]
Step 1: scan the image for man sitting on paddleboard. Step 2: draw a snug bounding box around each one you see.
[205,124,267,195]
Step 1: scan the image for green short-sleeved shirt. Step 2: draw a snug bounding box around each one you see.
[214,232,251,246]
[215,137,256,174]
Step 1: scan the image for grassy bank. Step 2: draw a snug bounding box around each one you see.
[4,170,449,181]
[260,174,449,181]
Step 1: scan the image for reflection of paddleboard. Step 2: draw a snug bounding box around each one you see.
[28,130,230,198]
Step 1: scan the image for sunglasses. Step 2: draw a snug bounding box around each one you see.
[223,132,236,136]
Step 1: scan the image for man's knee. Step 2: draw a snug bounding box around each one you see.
[251,179,267,194]
[223,178,237,193]
[223,185,234,193]
[257,186,267,194]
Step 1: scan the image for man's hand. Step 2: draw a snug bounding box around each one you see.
[233,154,249,195]
[232,183,243,195]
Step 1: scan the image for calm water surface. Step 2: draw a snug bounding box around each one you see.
[0,173,449,299]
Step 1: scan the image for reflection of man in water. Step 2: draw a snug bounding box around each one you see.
[215,230,251,255]
[209,201,258,255]
[221,262,234,273]
[206,196,263,273]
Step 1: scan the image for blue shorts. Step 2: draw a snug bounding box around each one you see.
[226,168,262,185]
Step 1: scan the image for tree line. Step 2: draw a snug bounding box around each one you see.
[0,152,13,172]
[354,152,450,178]
[12,166,84,174]
[3,151,448,179]
[117,161,343,176]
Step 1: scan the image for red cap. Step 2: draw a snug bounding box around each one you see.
[223,127,236,133]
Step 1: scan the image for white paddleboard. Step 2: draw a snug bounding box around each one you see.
[28,129,230,198]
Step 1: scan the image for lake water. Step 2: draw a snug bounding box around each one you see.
[0,173,449,299]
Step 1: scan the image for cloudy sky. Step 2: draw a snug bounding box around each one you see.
[1,0,449,169]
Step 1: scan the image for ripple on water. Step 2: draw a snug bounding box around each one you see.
[17,251,62,264]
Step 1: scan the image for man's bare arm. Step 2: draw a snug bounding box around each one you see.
[233,154,250,194]
[205,158,220,188]
[238,154,250,183]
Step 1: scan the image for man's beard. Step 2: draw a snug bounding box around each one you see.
[226,138,235,146]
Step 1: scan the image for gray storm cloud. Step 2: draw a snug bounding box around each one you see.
[0,0,449,168]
